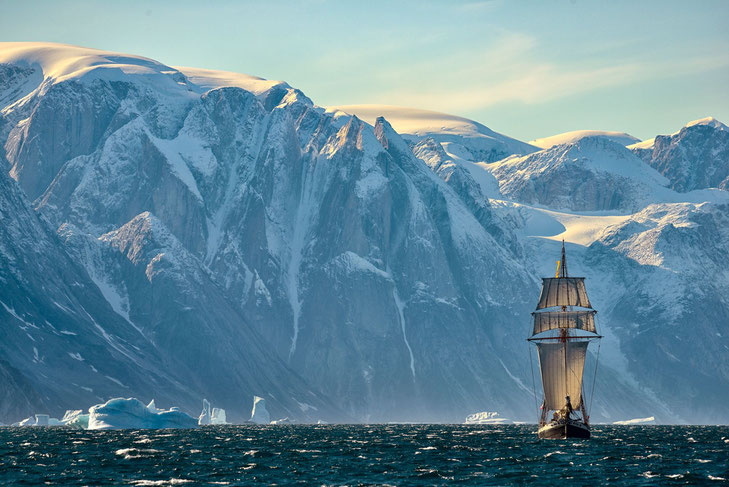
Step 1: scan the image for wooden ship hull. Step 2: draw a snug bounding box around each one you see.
[537,420,591,439]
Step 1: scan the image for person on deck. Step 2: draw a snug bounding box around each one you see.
[560,396,574,420]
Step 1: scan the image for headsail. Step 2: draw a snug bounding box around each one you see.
[537,341,589,410]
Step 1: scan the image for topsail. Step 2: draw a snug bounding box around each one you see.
[535,277,592,310]
[532,310,596,335]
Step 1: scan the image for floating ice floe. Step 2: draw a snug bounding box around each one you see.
[464,411,509,424]
[198,398,228,425]
[12,414,54,427]
[249,396,270,424]
[270,417,291,425]
[10,410,88,428]
[87,398,198,430]
[613,417,656,425]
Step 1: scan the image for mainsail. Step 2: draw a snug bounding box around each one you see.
[537,341,588,409]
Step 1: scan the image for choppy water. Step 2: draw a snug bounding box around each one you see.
[1,424,728,485]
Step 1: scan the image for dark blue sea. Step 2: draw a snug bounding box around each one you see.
[1,424,728,485]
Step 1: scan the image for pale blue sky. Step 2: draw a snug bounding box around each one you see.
[1,0,727,141]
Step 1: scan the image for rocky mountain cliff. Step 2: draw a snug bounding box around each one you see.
[1,42,727,423]
[630,118,729,192]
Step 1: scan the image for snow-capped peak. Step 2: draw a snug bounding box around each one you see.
[173,66,287,96]
[325,104,536,162]
[529,129,640,149]
[0,42,191,93]
[684,116,727,131]
[628,116,728,150]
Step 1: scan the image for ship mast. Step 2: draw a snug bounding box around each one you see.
[559,241,569,415]
[528,241,602,425]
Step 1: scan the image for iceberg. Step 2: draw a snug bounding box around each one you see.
[11,414,64,427]
[270,417,291,425]
[198,398,212,425]
[464,411,509,424]
[146,399,162,414]
[198,399,229,425]
[249,396,270,424]
[211,407,227,425]
[613,416,656,425]
[12,417,34,427]
[61,410,89,429]
[87,398,199,430]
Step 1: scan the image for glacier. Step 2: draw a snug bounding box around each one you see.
[0,42,728,424]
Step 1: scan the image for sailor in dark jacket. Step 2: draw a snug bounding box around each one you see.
[561,396,574,420]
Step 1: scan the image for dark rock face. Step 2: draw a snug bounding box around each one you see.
[0,167,190,421]
[633,123,729,192]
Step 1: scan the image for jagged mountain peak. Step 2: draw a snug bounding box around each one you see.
[684,116,727,131]
[630,117,729,192]
[326,104,537,163]
[486,136,672,211]
[629,116,728,150]
[373,116,411,157]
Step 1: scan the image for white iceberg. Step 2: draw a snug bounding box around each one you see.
[249,396,270,424]
[464,411,509,424]
[12,417,34,427]
[613,416,656,425]
[198,398,212,425]
[87,398,199,430]
[11,414,64,427]
[211,407,227,425]
[270,417,291,425]
[61,410,89,429]
[146,399,162,414]
[198,399,229,425]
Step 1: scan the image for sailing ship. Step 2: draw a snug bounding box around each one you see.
[528,242,602,439]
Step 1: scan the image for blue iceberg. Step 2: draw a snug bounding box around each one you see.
[87,398,198,430]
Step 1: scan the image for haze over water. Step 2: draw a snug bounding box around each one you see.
[2,424,728,485]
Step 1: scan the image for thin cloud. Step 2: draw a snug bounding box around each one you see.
[358,41,729,114]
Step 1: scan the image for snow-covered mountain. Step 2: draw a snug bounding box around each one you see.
[411,123,729,423]
[630,117,729,192]
[327,104,538,162]
[1,42,728,424]
[529,129,640,149]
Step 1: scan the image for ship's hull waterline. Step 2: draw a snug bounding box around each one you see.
[538,420,591,439]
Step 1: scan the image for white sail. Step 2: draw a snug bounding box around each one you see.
[536,277,592,310]
[533,310,597,336]
[537,341,588,410]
